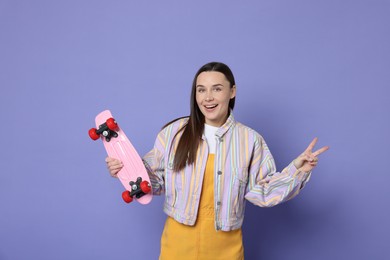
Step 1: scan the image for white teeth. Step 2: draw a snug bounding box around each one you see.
[205,105,217,109]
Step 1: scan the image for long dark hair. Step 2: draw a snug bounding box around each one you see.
[164,62,236,172]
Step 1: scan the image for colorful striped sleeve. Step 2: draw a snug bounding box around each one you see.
[245,134,311,207]
[142,129,167,195]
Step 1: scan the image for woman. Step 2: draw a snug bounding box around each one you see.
[106,62,329,259]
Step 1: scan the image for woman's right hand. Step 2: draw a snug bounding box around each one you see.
[105,157,123,178]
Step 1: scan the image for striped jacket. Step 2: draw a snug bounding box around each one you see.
[143,113,311,231]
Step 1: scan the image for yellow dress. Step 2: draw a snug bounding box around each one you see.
[159,154,244,259]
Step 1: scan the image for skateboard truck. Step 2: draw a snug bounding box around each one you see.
[89,118,119,142]
[122,177,151,203]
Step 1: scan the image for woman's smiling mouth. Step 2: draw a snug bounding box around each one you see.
[205,104,218,111]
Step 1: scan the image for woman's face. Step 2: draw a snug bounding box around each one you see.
[195,71,236,127]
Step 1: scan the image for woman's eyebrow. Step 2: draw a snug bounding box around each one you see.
[196,84,224,88]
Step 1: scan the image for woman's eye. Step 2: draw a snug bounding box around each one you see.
[197,88,205,93]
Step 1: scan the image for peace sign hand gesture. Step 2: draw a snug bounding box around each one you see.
[293,137,329,173]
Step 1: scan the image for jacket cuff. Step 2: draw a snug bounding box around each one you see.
[286,162,312,189]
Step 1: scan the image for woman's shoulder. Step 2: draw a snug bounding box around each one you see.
[234,121,265,141]
[162,116,189,130]
[158,116,189,138]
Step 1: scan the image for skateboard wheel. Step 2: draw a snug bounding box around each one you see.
[106,118,118,131]
[122,191,133,203]
[88,128,100,140]
[140,181,151,194]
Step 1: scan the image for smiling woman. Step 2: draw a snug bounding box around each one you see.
[106,62,329,259]
[196,71,236,127]
[171,62,237,172]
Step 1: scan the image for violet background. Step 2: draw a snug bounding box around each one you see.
[1,0,389,259]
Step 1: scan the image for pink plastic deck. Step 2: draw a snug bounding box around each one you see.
[95,110,152,204]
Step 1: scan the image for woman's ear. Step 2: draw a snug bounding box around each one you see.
[230,85,236,99]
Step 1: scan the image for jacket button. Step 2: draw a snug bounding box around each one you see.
[217,201,221,206]
[217,171,222,175]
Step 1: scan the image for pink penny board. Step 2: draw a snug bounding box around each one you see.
[90,110,152,204]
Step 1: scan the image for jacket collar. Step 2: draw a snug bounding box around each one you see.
[215,110,235,138]
[201,110,236,140]
[198,111,233,139]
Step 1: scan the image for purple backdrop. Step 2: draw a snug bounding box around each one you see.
[1,0,389,259]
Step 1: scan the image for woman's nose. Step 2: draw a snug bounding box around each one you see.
[205,91,214,101]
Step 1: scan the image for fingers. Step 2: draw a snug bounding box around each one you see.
[294,152,316,169]
[313,146,330,156]
[105,157,119,163]
[309,160,318,166]
[301,152,317,162]
[296,138,328,171]
[305,138,330,156]
[305,137,318,153]
[105,157,123,177]
[299,160,318,173]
